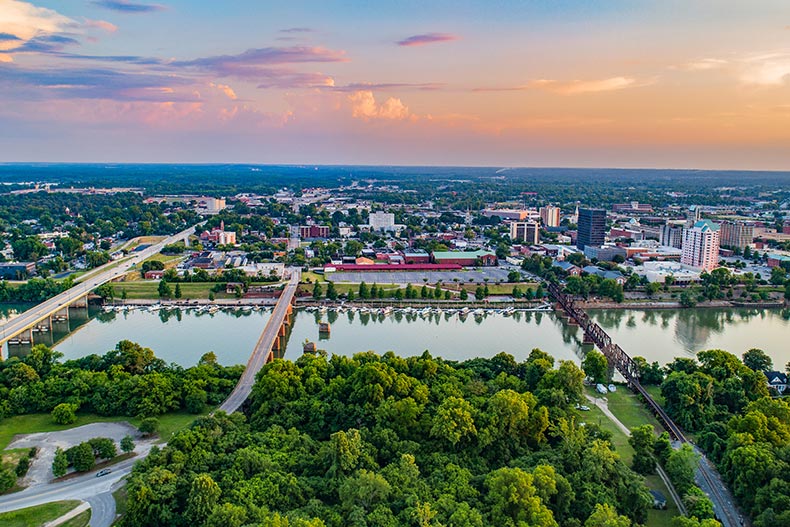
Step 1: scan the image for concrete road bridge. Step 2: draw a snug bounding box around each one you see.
[0,225,197,355]
[218,268,301,414]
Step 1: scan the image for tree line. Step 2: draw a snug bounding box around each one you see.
[122,349,659,527]
[0,342,242,420]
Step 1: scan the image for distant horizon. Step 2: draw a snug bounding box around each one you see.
[1,161,790,175]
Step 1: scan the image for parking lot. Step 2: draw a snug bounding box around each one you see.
[326,267,516,284]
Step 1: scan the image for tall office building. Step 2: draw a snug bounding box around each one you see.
[576,208,606,250]
[510,220,540,244]
[719,221,753,250]
[681,220,720,271]
[660,224,683,249]
[539,205,561,227]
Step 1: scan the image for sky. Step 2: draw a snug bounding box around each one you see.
[1,0,790,169]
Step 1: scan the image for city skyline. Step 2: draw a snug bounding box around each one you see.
[2,0,790,169]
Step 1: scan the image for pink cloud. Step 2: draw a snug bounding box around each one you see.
[85,19,119,33]
[348,90,410,120]
[396,33,459,47]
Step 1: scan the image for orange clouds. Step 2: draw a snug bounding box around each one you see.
[348,90,411,120]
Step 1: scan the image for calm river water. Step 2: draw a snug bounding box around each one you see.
[2,304,788,368]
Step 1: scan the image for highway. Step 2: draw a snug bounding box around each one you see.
[0,225,197,350]
[218,267,300,414]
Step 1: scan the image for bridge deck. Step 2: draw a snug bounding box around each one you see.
[0,226,198,352]
[218,269,300,414]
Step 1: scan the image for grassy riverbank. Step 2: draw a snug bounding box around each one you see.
[0,500,82,527]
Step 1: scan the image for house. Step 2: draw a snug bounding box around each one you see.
[144,270,165,279]
[582,265,626,285]
[552,261,582,276]
[765,371,788,394]
[650,490,667,510]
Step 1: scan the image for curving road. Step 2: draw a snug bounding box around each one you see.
[0,225,197,350]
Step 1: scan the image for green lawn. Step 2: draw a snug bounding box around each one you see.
[577,395,680,527]
[112,486,128,525]
[0,501,82,527]
[59,509,91,527]
[596,387,668,434]
[0,414,131,451]
[0,410,207,451]
[114,281,234,300]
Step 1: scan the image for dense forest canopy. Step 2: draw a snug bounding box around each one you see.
[122,350,656,527]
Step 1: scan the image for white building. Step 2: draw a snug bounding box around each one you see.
[510,221,540,244]
[636,261,701,284]
[539,205,561,227]
[681,220,720,272]
[365,211,404,233]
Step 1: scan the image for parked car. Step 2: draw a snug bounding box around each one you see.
[596,384,608,394]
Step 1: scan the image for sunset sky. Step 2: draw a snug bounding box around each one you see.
[1,0,790,169]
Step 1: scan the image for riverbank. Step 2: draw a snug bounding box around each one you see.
[578,299,785,310]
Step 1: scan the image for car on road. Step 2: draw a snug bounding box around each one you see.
[96,468,112,477]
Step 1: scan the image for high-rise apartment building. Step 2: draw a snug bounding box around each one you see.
[510,220,540,244]
[681,220,720,271]
[577,208,606,250]
[660,224,683,249]
[539,205,561,227]
[719,221,753,250]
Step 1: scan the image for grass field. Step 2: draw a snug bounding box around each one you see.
[0,414,131,451]
[60,509,91,527]
[113,281,234,300]
[0,501,81,527]
[577,389,680,527]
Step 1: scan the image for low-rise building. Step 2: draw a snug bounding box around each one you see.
[0,262,36,279]
[431,249,497,266]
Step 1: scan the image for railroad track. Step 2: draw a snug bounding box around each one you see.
[547,282,744,527]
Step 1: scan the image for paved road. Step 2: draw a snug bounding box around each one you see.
[0,224,197,349]
[218,268,300,414]
[87,492,116,527]
[0,448,146,514]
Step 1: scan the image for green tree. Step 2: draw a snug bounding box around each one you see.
[138,417,159,436]
[430,396,477,447]
[312,281,323,299]
[52,448,68,478]
[206,503,247,527]
[584,503,631,527]
[326,282,338,300]
[90,437,117,459]
[208,290,215,301]
[358,281,369,299]
[460,288,468,300]
[665,444,699,495]
[474,286,485,300]
[743,348,772,372]
[421,284,429,299]
[121,435,135,453]
[0,468,15,494]
[339,470,391,511]
[186,473,222,525]
[51,402,78,425]
[485,467,558,527]
[157,279,172,298]
[582,350,609,383]
[628,425,656,474]
[174,282,182,299]
[683,486,715,520]
[71,442,96,472]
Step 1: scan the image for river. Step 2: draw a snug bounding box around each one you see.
[3,303,788,369]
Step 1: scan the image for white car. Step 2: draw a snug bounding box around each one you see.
[596,384,608,394]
